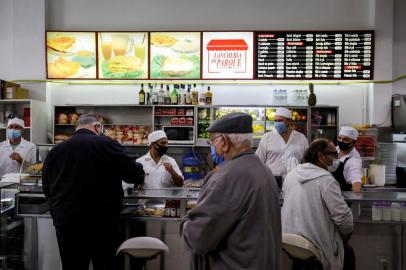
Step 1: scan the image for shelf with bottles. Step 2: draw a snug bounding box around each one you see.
[197,107,211,140]
[0,99,46,143]
[213,106,266,138]
[53,105,153,144]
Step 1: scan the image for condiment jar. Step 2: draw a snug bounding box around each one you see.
[382,201,392,221]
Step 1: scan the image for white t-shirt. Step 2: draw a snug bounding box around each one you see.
[123,151,183,190]
[256,130,309,177]
[0,138,37,178]
[338,147,363,184]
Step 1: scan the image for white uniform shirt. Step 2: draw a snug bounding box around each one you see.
[133,152,183,189]
[256,130,308,177]
[0,138,37,178]
[338,147,363,184]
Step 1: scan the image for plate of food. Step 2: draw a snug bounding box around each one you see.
[151,34,177,47]
[48,57,81,78]
[150,54,200,78]
[102,55,145,78]
[171,38,199,54]
[47,36,76,57]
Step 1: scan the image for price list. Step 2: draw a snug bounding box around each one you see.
[255,31,373,80]
[257,33,285,78]
[285,33,314,79]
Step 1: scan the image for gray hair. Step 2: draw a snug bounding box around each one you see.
[214,133,253,148]
[76,114,100,130]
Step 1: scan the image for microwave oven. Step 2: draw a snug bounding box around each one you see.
[162,126,194,144]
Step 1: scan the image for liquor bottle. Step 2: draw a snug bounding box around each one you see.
[199,84,206,105]
[146,83,152,105]
[138,84,145,105]
[179,84,186,105]
[191,84,199,105]
[186,84,192,105]
[205,86,212,105]
[158,83,165,105]
[171,85,179,105]
[164,85,171,105]
[152,83,159,105]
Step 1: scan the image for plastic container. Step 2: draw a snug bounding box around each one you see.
[391,203,401,221]
[182,150,202,180]
[372,201,383,221]
[382,201,392,221]
[400,203,406,222]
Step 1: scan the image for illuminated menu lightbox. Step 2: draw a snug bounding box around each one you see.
[255,31,374,80]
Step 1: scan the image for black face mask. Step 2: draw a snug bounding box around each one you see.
[338,140,353,151]
[155,144,168,156]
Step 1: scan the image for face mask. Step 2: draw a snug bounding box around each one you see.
[275,122,288,134]
[338,140,353,151]
[156,144,168,157]
[211,146,225,165]
[320,155,340,173]
[7,129,21,140]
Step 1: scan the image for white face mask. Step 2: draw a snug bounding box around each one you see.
[327,159,340,173]
[320,155,340,173]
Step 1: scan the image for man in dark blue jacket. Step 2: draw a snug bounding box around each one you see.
[43,114,144,270]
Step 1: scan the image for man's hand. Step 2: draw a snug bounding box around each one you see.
[9,152,23,163]
[164,162,174,173]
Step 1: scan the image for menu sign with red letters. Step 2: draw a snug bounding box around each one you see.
[255,31,374,80]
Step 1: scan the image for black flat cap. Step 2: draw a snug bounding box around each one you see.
[206,112,253,133]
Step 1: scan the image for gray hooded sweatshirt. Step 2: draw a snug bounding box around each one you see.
[282,163,353,270]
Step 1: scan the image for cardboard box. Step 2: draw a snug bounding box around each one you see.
[0,80,21,99]
[4,86,29,99]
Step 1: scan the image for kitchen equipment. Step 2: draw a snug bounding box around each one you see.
[393,133,406,187]
[369,164,385,186]
[378,143,397,185]
[392,95,406,133]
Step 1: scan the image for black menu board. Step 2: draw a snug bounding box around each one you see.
[256,31,374,80]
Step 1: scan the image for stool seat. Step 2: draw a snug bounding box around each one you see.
[282,233,321,261]
[116,237,169,259]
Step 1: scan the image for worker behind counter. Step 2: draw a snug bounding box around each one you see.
[332,126,363,193]
[134,130,184,189]
[0,117,36,179]
[256,107,308,187]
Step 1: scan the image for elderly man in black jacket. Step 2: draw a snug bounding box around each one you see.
[42,114,144,270]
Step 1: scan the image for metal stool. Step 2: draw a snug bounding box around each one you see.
[282,233,322,270]
[117,237,169,270]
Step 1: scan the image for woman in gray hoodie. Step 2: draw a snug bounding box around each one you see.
[282,138,353,270]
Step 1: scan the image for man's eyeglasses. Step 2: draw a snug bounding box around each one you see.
[207,135,223,146]
[324,151,338,159]
[274,119,285,122]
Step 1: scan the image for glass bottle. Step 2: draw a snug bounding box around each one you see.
[138,84,145,105]
[205,86,212,105]
[164,85,171,105]
[158,83,165,105]
[171,85,179,105]
[186,84,192,105]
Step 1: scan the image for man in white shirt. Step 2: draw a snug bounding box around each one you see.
[256,107,308,185]
[136,130,183,189]
[0,118,36,179]
[332,126,363,192]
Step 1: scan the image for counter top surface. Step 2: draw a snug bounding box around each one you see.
[343,191,406,202]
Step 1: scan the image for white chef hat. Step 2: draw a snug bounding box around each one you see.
[275,107,292,119]
[147,130,167,146]
[7,117,25,128]
[339,126,359,141]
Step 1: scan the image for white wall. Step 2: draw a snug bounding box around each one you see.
[393,0,406,94]
[0,0,13,79]
[46,0,373,30]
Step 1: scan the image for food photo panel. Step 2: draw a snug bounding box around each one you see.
[149,32,201,79]
[98,32,148,79]
[47,32,97,79]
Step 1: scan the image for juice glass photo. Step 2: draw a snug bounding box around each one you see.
[101,34,112,60]
[112,34,129,56]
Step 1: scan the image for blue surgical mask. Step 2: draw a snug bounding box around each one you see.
[275,122,288,134]
[210,146,225,165]
[7,129,21,140]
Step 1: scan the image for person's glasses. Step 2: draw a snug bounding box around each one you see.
[207,135,223,146]
[324,151,338,159]
[274,119,285,122]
